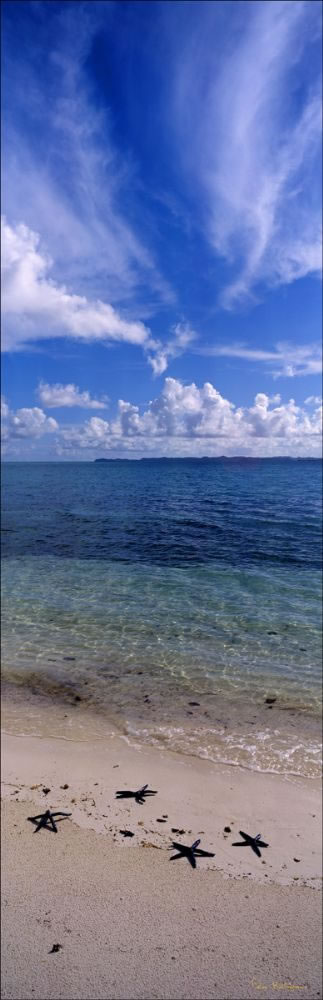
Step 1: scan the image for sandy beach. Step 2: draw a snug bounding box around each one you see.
[1,692,322,1000]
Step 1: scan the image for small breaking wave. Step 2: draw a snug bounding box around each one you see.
[123,722,322,779]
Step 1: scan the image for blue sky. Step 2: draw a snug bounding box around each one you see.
[1,0,322,458]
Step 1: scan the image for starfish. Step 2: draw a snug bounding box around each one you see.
[169,838,215,869]
[232,831,269,858]
[115,784,157,805]
[27,809,71,833]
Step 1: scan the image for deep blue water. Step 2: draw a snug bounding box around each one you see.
[2,459,322,569]
[1,460,322,775]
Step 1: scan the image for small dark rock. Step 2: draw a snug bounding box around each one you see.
[49,944,62,953]
[293,858,301,862]
[64,657,75,661]
[60,784,69,790]
[267,631,278,636]
[171,828,185,835]
[42,788,51,795]
[188,702,200,706]
[119,830,134,838]
[74,695,81,702]
[224,826,231,833]
[265,697,276,704]
[156,818,167,823]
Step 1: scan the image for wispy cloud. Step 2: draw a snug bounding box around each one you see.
[146,323,197,376]
[196,341,322,378]
[3,1,174,311]
[37,381,109,409]
[171,0,322,306]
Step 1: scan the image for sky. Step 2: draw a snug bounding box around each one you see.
[1,0,322,459]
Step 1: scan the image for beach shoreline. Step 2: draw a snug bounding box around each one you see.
[2,690,322,999]
[2,686,322,886]
[2,673,322,781]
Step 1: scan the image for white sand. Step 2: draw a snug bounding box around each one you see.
[1,696,322,1000]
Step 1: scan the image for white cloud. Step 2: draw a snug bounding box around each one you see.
[1,219,192,374]
[146,323,197,376]
[305,395,322,406]
[196,341,322,378]
[172,1,322,306]
[37,381,108,409]
[3,4,174,311]
[58,377,322,458]
[1,396,9,419]
[1,218,150,351]
[1,398,58,442]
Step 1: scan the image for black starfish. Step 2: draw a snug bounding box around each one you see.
[116,784,157,805]
[27,809,71,833]
[232,831,269,858]
[169,838,215,869]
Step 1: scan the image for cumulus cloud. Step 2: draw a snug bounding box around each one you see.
[305,395,322,406]
[1,397,58,442]
[58,377,322,458]
[197,341,322,378]
[37,381,108,409]
[171,0,322,306]
[1,218,150,352]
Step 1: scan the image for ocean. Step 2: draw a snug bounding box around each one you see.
[1,458,322,778]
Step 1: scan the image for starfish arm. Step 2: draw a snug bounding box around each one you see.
[232,841,248,846]
[170,853,182,861]
[257,840,268,848]
[28,814,46,822]
[194,849,215,858]
[34,819,46,832]
[188,852,196,869]
[171,842,186,850]
[239,832,249,840]
[191,839,201,850]
[251,844,261,857]
[49,815,58,832]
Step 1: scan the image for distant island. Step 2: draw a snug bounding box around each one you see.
[94,456,319,462]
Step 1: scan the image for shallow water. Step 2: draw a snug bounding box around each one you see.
[1,459,322,776]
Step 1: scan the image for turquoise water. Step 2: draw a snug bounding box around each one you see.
[1,460,322,775]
